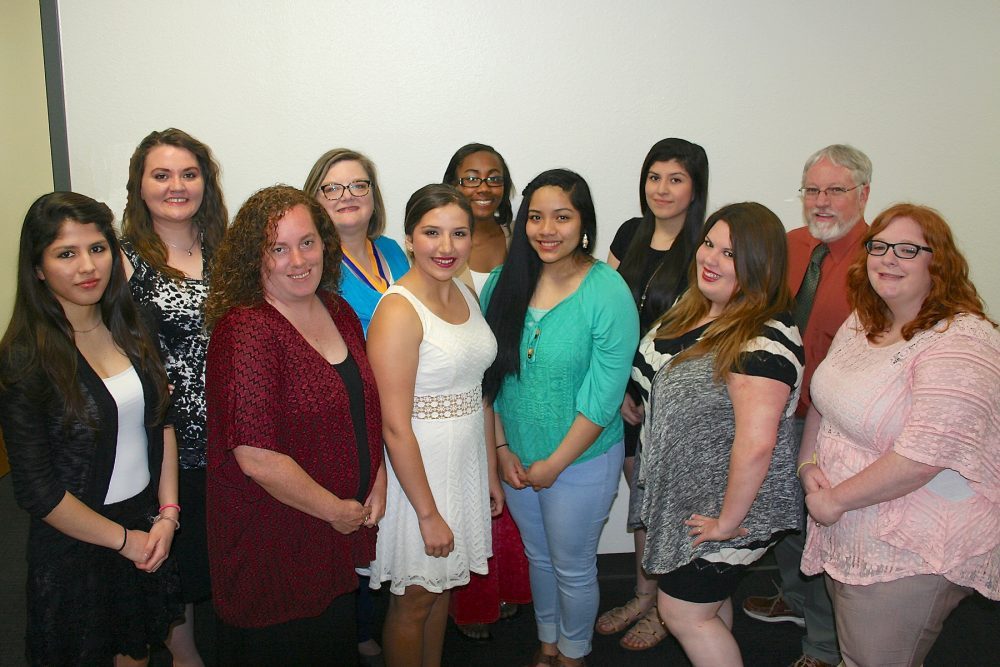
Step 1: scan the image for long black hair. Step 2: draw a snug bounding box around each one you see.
[618,138,708,327]
[442,142,514,230]
[482,169,596,400]
[0,192,170,423]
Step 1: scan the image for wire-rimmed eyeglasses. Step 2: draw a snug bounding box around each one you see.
[799,184,864,199]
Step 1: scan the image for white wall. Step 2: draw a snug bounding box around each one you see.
[57,1,1000,552]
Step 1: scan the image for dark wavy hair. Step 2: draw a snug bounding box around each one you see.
[441,143,514,230]
[483,169,596,400]
[122,128,229,281]
[848,203,994,341]
[618,138,709,328]
[655,202,794,382]
[404,184,474,236]
[205,185,342,330]
[0,192,169,422]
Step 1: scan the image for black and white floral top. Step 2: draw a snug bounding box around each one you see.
[122,240,209,469]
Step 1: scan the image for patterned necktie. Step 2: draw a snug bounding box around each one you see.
[794,242,829,332]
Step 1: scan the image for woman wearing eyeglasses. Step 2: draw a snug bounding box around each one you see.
[799,204,1000,667]
[442,143,516,294]
[441,143,532,641]
[304,149,408,664]
[304,149,410,334]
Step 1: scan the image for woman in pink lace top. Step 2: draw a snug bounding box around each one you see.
[799,203,999,667]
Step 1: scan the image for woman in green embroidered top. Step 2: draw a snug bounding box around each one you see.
[480,169,639,667]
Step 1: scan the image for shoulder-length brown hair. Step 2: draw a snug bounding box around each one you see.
[302,148,387,239]
[655,202,794,382]
[848,203,994,341]
[122,128,228,281]
[204,185,341,331]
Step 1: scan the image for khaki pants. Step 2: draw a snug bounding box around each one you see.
[826,574,971,667]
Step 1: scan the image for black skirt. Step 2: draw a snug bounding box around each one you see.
[25,486,183,666]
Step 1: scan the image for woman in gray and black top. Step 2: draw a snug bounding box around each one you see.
[637,202,804,667]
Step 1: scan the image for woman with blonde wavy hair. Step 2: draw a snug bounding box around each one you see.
[304,148,409,335]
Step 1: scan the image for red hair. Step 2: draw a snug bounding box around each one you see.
[847,203,994,341]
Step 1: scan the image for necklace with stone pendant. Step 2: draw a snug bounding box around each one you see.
[164,233,200,256]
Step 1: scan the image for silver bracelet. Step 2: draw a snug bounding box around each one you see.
[153,514,181,531]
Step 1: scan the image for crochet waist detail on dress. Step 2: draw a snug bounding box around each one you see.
[412,386,482,420]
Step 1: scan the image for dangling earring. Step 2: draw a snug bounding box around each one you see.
[582,233,589,250]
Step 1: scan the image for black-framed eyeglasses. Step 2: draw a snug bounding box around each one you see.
[798,184,863,199]
[865,240,933,259]
[320,180,371,201]
[458,175,504,188]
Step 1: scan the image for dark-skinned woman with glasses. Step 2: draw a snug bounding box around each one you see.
[304,148,410,335]
[442,143,516,294]
[441,143,532,642]
[799,204,1000,667]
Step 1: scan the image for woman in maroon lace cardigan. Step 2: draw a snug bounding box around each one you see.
[204,185,386,666]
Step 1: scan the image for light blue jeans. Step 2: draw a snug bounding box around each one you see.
[504,443,624,659]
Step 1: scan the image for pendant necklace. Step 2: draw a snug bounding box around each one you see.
[165,234,200,256]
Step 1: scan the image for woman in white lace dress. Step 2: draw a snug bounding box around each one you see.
[367,184,502,667]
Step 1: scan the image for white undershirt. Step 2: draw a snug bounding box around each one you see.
[102,366,150,504]
[924,468,974,501]
[470,269,491,295]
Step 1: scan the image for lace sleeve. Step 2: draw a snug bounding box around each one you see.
[206,309,282,455]
[893,329,1000,500]
[0,370,67,519]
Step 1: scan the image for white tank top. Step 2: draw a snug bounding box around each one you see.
[103,366,150,504]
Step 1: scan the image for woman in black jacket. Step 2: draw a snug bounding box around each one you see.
[0,192,181,666]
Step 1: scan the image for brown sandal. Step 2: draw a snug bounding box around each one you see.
[524,647,559,667]
[594,590,656,635]
[619,607,669,651]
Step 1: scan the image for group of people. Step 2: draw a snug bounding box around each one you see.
[0,129,996,667]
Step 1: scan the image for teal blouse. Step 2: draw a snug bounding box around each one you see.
[481,261,639,466]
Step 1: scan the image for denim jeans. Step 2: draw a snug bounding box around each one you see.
[504,443,624,659]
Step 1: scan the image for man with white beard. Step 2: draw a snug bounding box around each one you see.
[742,144,872,667]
